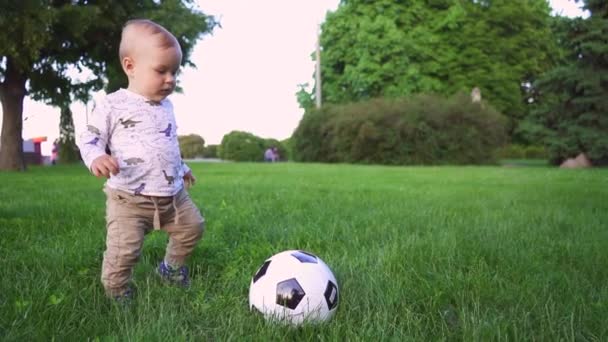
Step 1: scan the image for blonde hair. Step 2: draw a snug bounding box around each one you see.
[119,19,180,60]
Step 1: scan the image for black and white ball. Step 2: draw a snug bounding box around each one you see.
[249,250,339,325]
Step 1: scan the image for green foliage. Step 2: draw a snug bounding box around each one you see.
[296,83,315,112]
[523,1,608,165]
[178,134,205,159]
[280,137,294,161]
[293,93,508,165]
[201,144,219,159]
[262,138,287,161]
[291,107,336,162]
[497,144,548,160]
[94,1,218,93]
[308,0,559,136]
[219,131,266,162]
[58,107,80,163]
[0,1,215,105]
[218,131,288,162]
[0,0,217,170]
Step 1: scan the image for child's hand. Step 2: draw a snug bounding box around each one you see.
[90,155,120,178]
[184,170,196,188]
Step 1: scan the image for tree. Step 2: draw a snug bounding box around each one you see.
[58,107,80,163]
[0,0,216,170]
[303,0,559,137]
[296,83,315,112]
[178,134,205,159]
[219,131,266,162]
[523,0,607,165]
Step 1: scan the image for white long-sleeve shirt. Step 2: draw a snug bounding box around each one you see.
[77,89,190,196]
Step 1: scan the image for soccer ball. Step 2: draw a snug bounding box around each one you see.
[249,250,339,325]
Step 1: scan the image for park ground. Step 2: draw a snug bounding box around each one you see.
[0,161,606,340]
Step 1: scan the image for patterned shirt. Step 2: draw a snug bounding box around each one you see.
[77,89,190,196]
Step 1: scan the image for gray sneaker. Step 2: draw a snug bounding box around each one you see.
[157,261,190,288]
[112,287,134,305]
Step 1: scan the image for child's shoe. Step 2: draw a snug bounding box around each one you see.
[157,261,190,288]
[112,287,134,305]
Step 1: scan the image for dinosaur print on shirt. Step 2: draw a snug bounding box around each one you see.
[86,137,100,145]
[123,157,145,166]
[77,88,188,197]
[131,183,146,195]
[159,123,172,137]
[162,170,175,185]
[87,125,101,135]
[119,118,142,128]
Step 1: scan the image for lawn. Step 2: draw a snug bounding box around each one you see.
[0,162,606,340]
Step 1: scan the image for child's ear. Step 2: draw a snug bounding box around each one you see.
[122,57,135,78]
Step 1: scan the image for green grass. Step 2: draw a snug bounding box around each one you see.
[1,162,607,340]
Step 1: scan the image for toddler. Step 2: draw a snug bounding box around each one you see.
[77,19,205,300]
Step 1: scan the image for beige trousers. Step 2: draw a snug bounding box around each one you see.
[102,186,205,297]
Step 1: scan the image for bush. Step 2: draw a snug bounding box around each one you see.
[281,137,294,161]
[292,93,508,165]
[524,145,548,159]
[202,144,218,158]
[178,134,205,158]
[497,144,548,160]
[219,131,266,161]
[497,144,525,159]
[292,107,338,162]
[263,138,288,161]
[218,131,289,162]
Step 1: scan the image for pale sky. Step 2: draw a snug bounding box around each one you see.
[1,0,586,155]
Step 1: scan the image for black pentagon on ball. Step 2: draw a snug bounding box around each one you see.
[253,260,271,283]
[324,280,338,310]
[276,278,306,310]
[291,250,318,263]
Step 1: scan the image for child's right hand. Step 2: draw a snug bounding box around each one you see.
[90,155,120,178]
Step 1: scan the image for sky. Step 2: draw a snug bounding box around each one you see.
[1,0,587,156]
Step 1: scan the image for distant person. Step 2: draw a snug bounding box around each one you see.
[272,146,280,162]
[76,19,204,303]
[51,140,59,165]
[264,146,280,162]
[264,147,276,162]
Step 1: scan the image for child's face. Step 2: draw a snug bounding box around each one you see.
[126,39,182,103]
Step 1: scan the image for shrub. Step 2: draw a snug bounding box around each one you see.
[292,107,339,162]
[524,145,548,159]
[219,131,266,161]
[292,93,508,165]
[178,134,205,158]
[497,144,548,159]
[218,131,289,162]
[219,131,265,161]
[497,144,525,159]
[202,144,218,158]
[263,138,288,161]
[281,137,294,161]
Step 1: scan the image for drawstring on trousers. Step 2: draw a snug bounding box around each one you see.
[151,195,180,230]
[152,197,161,230]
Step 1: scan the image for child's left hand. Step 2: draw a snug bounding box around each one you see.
[184,171,196,188]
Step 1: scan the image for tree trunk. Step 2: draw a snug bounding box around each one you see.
[0,58,28,171]
[59,106,80,163]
